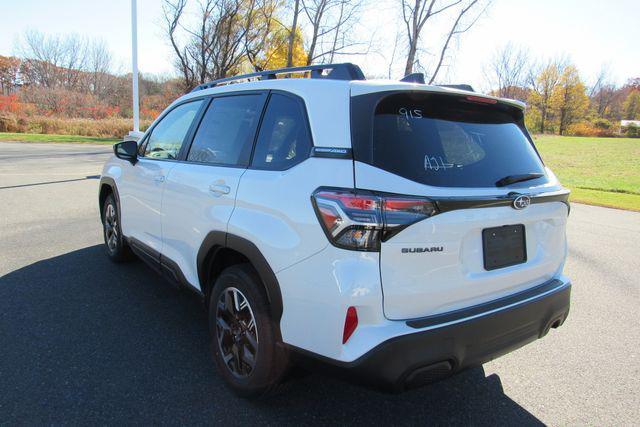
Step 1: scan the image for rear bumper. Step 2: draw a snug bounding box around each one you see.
[292,279,571,392]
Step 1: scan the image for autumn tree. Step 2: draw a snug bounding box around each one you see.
[17,30,113,94]
[163,0,281,91]
[528,61,564,134]
[244,0,285,71]
[257,27,307,69]
[0,56,21,95]
[18,30,81,88]
[483,43,530,100]
[549,65,589,135]
[607,78,640,120]
[587,65,617,119]
[623,90,640,120]
[86,39,113,97]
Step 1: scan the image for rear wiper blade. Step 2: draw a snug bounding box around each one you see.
[495,173,544,187]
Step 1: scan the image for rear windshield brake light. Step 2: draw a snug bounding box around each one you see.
[465,95,498,104]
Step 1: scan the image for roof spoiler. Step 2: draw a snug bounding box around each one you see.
[399,73,474,92]
[437,84,475,92]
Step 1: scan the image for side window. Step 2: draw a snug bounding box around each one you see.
[144,100,203,160]
[251,93,312,170]
[187,95,264,166]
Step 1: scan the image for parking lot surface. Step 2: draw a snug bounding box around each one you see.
[1,142,639,425]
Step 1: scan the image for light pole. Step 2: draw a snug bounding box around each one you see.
[131,0,140,133]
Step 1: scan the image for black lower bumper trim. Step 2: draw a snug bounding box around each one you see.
[290,281,571,392]
[407,278,563,329]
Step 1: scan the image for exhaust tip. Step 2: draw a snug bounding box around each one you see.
[551,318,563,329]
[541,315,567,337]
[403,361,453,390]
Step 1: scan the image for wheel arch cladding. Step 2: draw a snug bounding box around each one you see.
[98,177,119,222]
[197,231,284,323]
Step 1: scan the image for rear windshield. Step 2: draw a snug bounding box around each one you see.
[351,92,547,188]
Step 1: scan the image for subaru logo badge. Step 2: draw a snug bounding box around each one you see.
[513,195,531,210]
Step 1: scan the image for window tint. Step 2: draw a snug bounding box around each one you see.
[187,95,264,166]
[355,93,547,188]
[252,93,312,170]
[144,100,203,160]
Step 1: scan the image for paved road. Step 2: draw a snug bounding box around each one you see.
[1,142,638,425]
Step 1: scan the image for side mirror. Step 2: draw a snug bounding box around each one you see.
[114,140,138,164]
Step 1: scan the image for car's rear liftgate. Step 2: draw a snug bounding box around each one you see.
[349,89,570,320]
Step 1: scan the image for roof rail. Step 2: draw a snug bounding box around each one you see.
[191,63,366,92]
[437,84,475,92]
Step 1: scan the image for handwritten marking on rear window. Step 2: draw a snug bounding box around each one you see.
[424,155,454,171]
[398,107,423,119]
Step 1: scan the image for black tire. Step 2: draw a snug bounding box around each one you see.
[209,264,289,398]
[102,194,133,262]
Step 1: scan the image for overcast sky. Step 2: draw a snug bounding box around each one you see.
[1,0,638,90]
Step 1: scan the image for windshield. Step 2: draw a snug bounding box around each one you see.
[351,92,548,188]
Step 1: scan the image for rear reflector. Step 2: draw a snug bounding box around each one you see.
[342,306,358,344]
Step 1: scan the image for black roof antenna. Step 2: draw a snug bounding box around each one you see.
[399,73,476,93]
[400,73,426,84]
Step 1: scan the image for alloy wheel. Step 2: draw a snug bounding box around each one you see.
[104,203,118,252]
[216,287,259,378]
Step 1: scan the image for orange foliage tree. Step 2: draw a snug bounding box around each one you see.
[0,56,21,95]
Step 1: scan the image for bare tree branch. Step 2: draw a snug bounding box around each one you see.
[400,0,486,77]
[482,42,530,99]
[428,0,480,84]
[299,0,366,66]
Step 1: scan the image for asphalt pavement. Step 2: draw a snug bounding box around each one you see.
[0,142,638,425]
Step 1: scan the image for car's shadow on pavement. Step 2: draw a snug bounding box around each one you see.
[0,245,543,425]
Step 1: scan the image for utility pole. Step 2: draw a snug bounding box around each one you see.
[131,0,140,132]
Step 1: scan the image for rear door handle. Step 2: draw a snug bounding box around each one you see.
[154,175,165,183]
[209,184,230,195]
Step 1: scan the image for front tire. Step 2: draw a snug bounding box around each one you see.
[209,264,289,398]
[102,194,133,262]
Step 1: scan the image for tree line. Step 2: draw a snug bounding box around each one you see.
[161,0,487,90]
[0,31,180,121]
[0,0,638,138]
[0,31,181,136]
[484,44,640,137]
[1,0,488,124]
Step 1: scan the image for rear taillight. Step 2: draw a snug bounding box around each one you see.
[312,188,437,251]
[312,189,382,251]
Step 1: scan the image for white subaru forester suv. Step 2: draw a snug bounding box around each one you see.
[99,63,571,397]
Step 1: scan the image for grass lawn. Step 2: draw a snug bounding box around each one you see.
[534,135,640,211]
[0,132,117,144]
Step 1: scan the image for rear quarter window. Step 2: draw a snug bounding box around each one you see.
[251,93,312,170]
